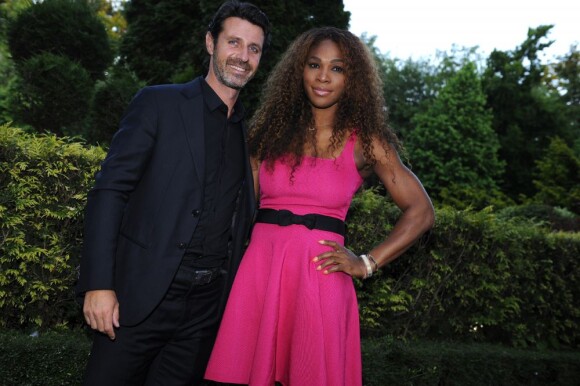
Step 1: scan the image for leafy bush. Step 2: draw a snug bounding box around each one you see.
[532,136,580,215]
[7,0,112,80]
[119,0,203,84]
[0,330,90,385]
[86,66,143,145]
[497,204,579,232]
[9,53,94,136]
[346,188,415,329]
[362,336,580,386]
[347,190,580,349]
[438,182,515,211]
[0,124,105,329]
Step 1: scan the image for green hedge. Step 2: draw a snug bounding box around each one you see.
[362,336,580,386]
[0,330,90,386]
[0,124,105,328]
[349,190,580,350]
[1,124,579,351]
[1,331,578,386]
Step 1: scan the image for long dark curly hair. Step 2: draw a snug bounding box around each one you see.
[249,26,401,173]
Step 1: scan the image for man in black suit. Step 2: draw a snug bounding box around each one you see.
[76,1,270,384]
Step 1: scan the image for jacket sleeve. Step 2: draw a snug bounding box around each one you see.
[77,87,158,294]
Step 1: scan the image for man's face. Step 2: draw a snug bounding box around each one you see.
[206,17,265,90]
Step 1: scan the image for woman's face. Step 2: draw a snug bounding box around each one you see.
[302,39,346,110]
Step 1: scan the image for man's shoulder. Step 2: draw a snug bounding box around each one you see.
[137,77,203,100]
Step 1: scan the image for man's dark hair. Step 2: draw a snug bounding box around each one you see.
[208,0,271,53]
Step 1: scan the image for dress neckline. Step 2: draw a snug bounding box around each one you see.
[303,132,356,160]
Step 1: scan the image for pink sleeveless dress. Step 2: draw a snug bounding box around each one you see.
[205,134,364,386]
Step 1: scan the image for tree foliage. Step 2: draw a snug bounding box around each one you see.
[552,45,580,156]
[0,124,105,329]
[91,0,128,49]
[9,53,94,137]
[406,62,504,202]
[0,0,31,124]
[119,0,351,115]
[119,0,202,84]
[86,65,144,145]
[483,25,573,199]
[5,0,115,136]
[7,0,113,80]
[532,136,580,214]
[0,48,15,124]
[381,57,436,141]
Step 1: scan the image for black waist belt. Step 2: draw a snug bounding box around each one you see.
[256,209,345,236]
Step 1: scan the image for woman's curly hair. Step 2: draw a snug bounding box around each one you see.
[249,26,401,173]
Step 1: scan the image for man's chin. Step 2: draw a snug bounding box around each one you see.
[224,76,253,90]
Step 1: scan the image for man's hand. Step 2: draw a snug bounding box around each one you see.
[83,290,120,340]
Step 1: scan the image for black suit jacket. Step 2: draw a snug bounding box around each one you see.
[77,77,256,326]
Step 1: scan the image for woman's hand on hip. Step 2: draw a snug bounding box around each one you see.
[313,240,366,278]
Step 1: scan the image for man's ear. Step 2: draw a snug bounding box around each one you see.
[206,32,214,55]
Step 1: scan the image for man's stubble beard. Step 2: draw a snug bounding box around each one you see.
[212,54,255,91]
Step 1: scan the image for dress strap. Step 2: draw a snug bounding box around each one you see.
[338,130,357,159]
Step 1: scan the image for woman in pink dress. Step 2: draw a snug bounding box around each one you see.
[205,27,434,386]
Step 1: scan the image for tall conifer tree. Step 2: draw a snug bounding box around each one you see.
[406,62,504,202]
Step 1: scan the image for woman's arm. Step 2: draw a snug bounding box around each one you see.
[364,138,435,268]
[315,136,434,278]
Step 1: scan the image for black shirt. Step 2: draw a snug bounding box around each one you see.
[186,79,245,267]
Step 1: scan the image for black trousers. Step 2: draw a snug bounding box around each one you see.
[83,260,224,386]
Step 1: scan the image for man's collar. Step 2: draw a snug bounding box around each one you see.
[200,78,245,122]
